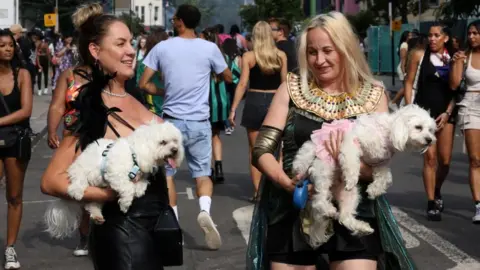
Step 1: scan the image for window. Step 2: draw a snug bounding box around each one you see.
[141,6,145,23]
[135,6,138,15]
[154,6,159,22]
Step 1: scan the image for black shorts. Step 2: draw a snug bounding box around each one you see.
[240,91,274,131]
[267,212,382,266]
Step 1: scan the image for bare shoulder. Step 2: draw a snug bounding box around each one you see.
[17,68,30,79]
[411,49,424,61]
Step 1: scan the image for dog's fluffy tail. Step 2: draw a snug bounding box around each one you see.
[44,200,83,239]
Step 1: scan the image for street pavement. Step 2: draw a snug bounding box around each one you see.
[1,79,480,269]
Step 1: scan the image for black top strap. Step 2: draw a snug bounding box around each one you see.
[106,112,136,139]
[110,112,136,131]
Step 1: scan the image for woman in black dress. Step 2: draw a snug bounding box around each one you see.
[41,3,180,269]
[404,23,457,221]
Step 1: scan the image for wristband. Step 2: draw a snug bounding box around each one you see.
[251,125,282,168]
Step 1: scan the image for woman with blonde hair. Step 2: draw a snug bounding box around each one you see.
[246,12,415,269]
[229,21,287,201]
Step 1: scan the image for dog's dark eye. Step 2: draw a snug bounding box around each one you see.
[415,125,422,130]
[160,140,167,145]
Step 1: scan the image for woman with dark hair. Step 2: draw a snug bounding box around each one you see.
[222,38,242,135]
[451,20,480,223]
[35,35,50,96]
[52,33,74,90]
[0,29,33,269]
[229,24,247,51]
[41,3,178,269]
[405,23,457,221]
[391,35,429,106]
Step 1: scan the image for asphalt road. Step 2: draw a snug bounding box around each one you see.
[1,119,479,269]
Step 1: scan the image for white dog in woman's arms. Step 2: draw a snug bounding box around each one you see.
[293,104,436,247]
[44,121,184,239]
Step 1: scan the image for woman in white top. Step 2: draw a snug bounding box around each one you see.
[397,31,412,81]
[450,20,480,223]
[389,31,412,108]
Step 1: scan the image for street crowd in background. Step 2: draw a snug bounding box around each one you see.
[0,1,479,269]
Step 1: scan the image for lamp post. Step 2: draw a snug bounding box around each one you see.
[148,2,153,28]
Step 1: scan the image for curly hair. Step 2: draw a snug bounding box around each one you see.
[0,29,25,70]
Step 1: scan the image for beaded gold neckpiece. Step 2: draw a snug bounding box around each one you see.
[286,73,384,121]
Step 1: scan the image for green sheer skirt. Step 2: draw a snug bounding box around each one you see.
[246,178,417,270]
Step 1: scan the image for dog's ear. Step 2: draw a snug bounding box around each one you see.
[390,116,409,151]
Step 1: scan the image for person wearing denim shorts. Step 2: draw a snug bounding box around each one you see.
[139,4,232,250]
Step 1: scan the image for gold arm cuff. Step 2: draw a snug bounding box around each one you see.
[252,125,283,169]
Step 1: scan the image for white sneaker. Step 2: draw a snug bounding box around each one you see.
[197,211,222,250]
[43,88,48,95]
[4,246,20,269]
[36,90,42,96]
[473,203,480,224]
[72,241,88,257]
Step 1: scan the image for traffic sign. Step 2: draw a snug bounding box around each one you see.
[392,20,402,32]
[44,13,56,27]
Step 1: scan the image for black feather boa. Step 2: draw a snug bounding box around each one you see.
[72,64,121,151]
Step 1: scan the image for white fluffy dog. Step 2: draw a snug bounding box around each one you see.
[293,104,436,247]
[44,121,184,239]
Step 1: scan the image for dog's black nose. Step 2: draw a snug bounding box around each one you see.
[425,138,432,144]
[171,148,178,154]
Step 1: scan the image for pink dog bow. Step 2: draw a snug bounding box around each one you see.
[311,119,356,165]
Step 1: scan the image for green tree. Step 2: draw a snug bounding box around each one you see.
[173,0,216,28]
[239,0,304,30]
[434,1,480,21]
[118,13,146,37]
[356,0,430,24]
[346,10,376,36]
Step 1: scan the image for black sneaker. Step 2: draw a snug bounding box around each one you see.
[427,200,441,221]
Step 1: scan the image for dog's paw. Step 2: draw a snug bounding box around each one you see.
[90,215,105,225]
[322,204,338,219]
[67,185,85,201]
[351,222,375,236]
[341,217,374,236]
[366,185,386,200]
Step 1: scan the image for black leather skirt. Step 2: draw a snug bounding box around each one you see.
[89,176,170,270]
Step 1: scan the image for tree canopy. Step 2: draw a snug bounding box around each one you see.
[434,1,480,21]
[356,0,430,24]
[239,0,304,31]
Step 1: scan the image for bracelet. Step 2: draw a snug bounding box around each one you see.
[252,125,283,168]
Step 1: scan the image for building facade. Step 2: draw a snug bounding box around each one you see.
[128,0,165,27]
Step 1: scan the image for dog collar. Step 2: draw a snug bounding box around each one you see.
[99,143,142,182]
[100,143,114,181]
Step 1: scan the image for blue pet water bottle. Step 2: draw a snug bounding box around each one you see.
[293,179,311,210]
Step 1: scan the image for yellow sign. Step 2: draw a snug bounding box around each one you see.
[44,13,56,27]
[392,20,402,32]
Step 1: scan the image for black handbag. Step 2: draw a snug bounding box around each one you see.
[0,71,31,161]
[154,205,183,266]
[153,172,183,266]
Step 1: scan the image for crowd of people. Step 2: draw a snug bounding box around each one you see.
[389,22,480,223]
[0,1,478,269]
